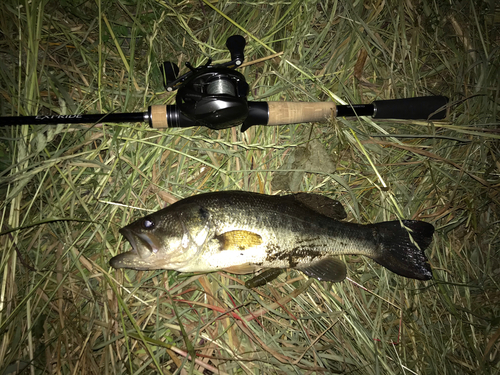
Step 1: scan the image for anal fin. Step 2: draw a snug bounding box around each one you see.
[296,256,347,283]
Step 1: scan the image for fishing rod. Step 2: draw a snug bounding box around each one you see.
[0,35,449,131]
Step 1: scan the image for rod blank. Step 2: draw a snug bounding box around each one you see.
[0,112,147,126]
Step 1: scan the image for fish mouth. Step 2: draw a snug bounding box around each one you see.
[110,228,157,270]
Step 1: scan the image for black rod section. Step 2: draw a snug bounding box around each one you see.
[373,96,448,119]
[0,112,148,126]
[336,104,374,117]
[336,96,448,119]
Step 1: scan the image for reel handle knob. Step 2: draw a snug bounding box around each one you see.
[226,35,246,65]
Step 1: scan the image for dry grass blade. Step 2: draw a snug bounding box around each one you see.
[0,0,499,374]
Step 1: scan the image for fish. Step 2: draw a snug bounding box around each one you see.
[110,191,434,283]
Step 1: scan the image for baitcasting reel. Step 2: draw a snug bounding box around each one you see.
[159,35,253,130]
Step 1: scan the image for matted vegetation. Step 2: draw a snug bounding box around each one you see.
[1,0,499,374]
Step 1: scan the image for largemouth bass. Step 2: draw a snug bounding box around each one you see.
[110,191,434,282]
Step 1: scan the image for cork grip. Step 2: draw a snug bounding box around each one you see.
[267,102,336,125]
[150,105,169,128]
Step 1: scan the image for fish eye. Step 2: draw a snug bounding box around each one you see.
[142,217,155,230]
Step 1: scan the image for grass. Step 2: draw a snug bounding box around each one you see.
[1,0,499,374]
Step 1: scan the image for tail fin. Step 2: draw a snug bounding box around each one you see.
[370,220,434,280]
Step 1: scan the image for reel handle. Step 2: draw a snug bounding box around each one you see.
[226,35,246,66]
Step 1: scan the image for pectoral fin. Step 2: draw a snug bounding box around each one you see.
[297,256,347,282]
[216,231,264,275]
[218,230,263,251]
